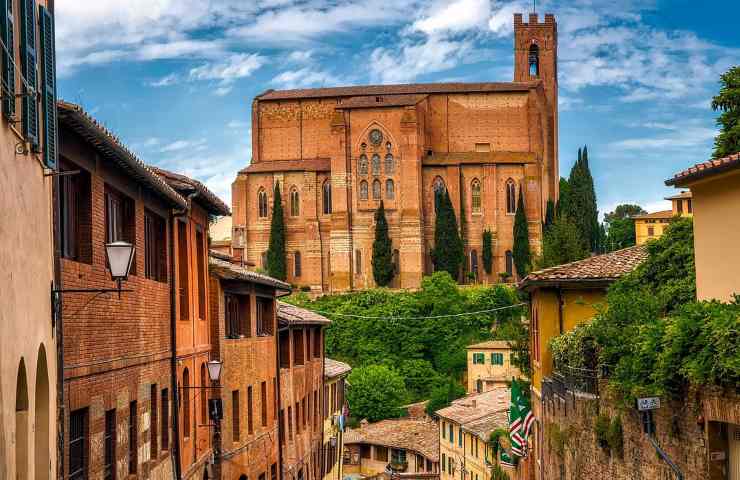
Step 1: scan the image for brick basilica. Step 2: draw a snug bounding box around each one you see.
[232,13,559,293]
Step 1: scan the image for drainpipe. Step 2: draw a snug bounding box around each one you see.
[52,159,64,480]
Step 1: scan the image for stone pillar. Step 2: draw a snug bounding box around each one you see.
[328,111,353,292]
[301,171,323,291]
[399,107,424,289]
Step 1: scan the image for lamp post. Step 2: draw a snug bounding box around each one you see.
[207,360,224,480]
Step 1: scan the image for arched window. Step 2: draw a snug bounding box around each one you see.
[322,180,332,215]
[200,363,207,424]
[290,187,299,217]
[15,358,28,479]
[385,179,395,200]
[372,154,381,176]
[294,251,302,277]
[372,179,381,200]
[358,154,368,176]
[385,154,394,174]
[529,43,540,77]
[183,368,191,438]
[505,179,516,214]
[258,189,268,218]
[470,250,478,276]
[471,179,481,213]
[505,250,513,276]
[359,181,368,200]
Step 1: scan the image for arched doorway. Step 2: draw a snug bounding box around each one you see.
[35,346,50,480]
[16,358,29,480]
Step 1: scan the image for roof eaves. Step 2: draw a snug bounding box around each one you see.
[150,166,231,216]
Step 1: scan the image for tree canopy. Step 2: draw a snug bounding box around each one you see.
[604,204,646,251]
[372,201,394,286]
[512,188,531,277]
[539,216,588,269]
[432,189,464,279]
[346,365,407,422]
[266,183,286,280]
[712,65,740,159]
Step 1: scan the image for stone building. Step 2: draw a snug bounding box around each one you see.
[0,2,58,479]
[466,340,521,393]
[322,358,351,480]
[232,13,559,293]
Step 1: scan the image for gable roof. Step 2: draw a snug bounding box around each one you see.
[467,340,513,350]
[57,101,187,210]
[324,358,351,379]
[519,245,648,291]
[666,152,740,187]
[435,387,511,440]
[632,210,673,220]
[344,418,439,461]
[150,166,231,216]
[278,302,331,326]
[209,254,291,291]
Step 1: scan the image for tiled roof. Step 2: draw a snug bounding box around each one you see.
[150,166,231,216]
[324,358,352,379]
[344,419,439,461]
[57,101,187,210]
[209,254,291,291]
[257,81,539,101]
[335,94,428,109]
[464,410,510,439]
[666,152,740,186]
[467,340,513,350]
[664,191,692,200]
[240,158,331,174]
[435,387,510,434]
[278,302,331,326]
[519,245,648,290]
[632,210,673,220]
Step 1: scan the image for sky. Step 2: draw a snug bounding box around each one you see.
[56,0,740,216]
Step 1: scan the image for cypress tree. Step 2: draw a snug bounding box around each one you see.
[482,230,493,275]
[581,145,600,251]
[372,201,394,287]
[544,199,555,232]
[565,146,599,252]
[432,189,464,280]
[556,177,571,219]
[711,66,740,159]
[512,188,531,277]
[266,183,286,280]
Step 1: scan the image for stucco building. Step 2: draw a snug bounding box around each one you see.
[466,341,521,393]
[232,13,559,292]
[322,358,351,480]
[633,191,692,245]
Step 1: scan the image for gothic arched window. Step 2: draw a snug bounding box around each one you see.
[294,251,302,278]
[385,154,394,174]
[470,250,478,275]
[322,180,332,215]
[505,179,516,214]
[505,250,513,276]
[471,179,481,213]
[359,180,368,200]
[258,189,268,218]
[290,187,300,217]
[358,154,368,176]
[529,43,540,77]
[372,179,381,200]
[386,179,395,200]
[372,154,381,176]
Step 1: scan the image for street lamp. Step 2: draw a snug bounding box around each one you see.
[206,359,223,383]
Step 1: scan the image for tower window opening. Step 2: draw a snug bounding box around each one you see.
[529,44,540,77]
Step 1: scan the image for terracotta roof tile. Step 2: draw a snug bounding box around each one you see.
[240,159,331,174]
[519,245,648,290]
[664,191,692,200]
[344,419,439,461]
[209,254,291,291]
[278,302,331,326]
[150,166,231,216]
[666,152,740,186]
[435,388,510,433]
[324,358,352,379]
[631,210,673,220]
[467,340,513,350]
[336,94,428,109]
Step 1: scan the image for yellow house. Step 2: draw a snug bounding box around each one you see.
[466,341,521,393]
[519,246,647,480]
[437,388,513,480]
[666,153,740,302]
[323,358,351,480]
[633,191,693,245]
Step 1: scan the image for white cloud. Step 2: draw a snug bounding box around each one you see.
[412,0,491,35]
[190,53,265,83]
[488,0,528,37]
[227,120,250,129]
[149,74,179,88]
[272,67,341,89]
[160,138,207,153]
[610,125,716,150]
[369,36,473,84]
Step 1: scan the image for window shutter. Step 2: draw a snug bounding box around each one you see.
[38,5,55,168]
[0,0,14,119]
[20,0,37,146]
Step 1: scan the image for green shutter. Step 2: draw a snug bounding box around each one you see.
[0,0,14,119]
[38,5,55,168]
[20,0,37,146]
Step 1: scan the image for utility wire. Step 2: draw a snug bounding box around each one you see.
[308,303,527,320]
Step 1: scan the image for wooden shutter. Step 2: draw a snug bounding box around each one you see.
[38,5,55,168]
[20,0,37,146]
[0,0,14,119]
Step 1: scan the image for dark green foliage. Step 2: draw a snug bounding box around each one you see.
[604,204,646,251]
[544,199,555,231]
[512,189,531,277]
[347,364,407,422]
[267,183,286,280]
[712,65,740,159]
[490,465,510,480]
[564,146,599,252]
[556,177,571,218]
[594,414,610,449]
[432,190,464,279]
[482,230,494,274]
[425,377,466,415]
[372,201,394,286]
[399,359,441,401]
[540,216,588,268]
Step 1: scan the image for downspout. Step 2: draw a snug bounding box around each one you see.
[52,161,64,480]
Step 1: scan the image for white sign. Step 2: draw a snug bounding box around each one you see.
[637,397,661,411]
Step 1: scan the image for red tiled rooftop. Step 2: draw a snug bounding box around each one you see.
[150,166,231,216]
[324,358,351,379]
[336,94,428,109]
[278,302,331,326]
[344,418,439,461]
[632,210,673,220]
[666,152,740,187]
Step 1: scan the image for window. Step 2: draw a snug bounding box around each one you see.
[505,250,513,276]
[196,227,206,320]
[491,353,504,365]
[261,382,268,427]
[358,154,368,175]
[182,369,190,438]
[475,142,491,152]
[295,401,300,433]
[279,330,290,368]
[290,187,300,217]
[69,408,88,480]
[375,446,388,462]
[458,428,463,447]
[323,180,332,214]
[129,401,137,474]
[433,177,446,213]
[472,353,485,364]
[360,445,371,459]
[441,454,446,472]
[104,409,116,480]
[105,185,136,274]
[144,210,167,282]
[355,249,362,274]
[225,294,251,339]
[391,449,406,465]
[60,162,91,262]
[448,457,453,474]
[161,389,169,451]
[385,154,394,174]
[150,385,158,458]
[441,422,446,439]
[471,179,481,213]
[302,397,307,427]
[529,43,539,77]
[177,221,189,320]
[257,297,274,336]
[505,179,516,214]
[294,251,302,277]
[677,199,683,214]
[294,329,305,366]
[199,365,208,427]
[448,424,453,443]
[258,189,268,218]
[271,463,278,480]
[232,390,240,441]
[470,250,478,276]
[386,179,395,199]
[279,409,285,445]
[359,180,368,200]
[372,154,381,175]
[248,385,254,434]
[648,226,654,237]
[687,198,692,213]
[372,179,381,200]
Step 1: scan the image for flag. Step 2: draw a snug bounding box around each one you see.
[508,378,534,457]
[500,450,516,468]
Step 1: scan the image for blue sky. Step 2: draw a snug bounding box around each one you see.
[56,0,739,216]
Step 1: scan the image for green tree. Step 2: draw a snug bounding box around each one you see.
[425,378,466,415]
[482,230,494,274]
[540,216,588,268]
[712,65,740,158]
[556,177,571,219]
[544,199,556,232]
[347,364,407,422]
[266,183,286,280]
[604,204,646,251]
[565,147,599,252]
[372,201,394,286]
[512,189,531,277]
[398,359,441,401]
[432,189,464,279]
[581,146,600,251]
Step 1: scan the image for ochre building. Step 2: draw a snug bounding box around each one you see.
[232,13,559,292]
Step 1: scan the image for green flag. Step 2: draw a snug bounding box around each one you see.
[508,379,534,457]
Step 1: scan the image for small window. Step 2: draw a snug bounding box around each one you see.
[144,210,167,282]
[372,179,381,200]
[177,221,189,320]
[471,179,481,213]
[375,446,388,462]
[290,188,300,217]
[150,385,158,458]
[225,294,251,338]
[200,364,208,423]
[385,154,394,174]
[676,199,683,214]
[529,43,540,77]
[372,154,381,175]
[105,185,136,274]
[474,143,491,153]
[313,327,322,358]
[386,179,395,200]
[505,250,513,276]
[258,189,268,218]
[648,226,654,237]
[104,409,116,480]
[294,329,305,366]
[182,369,190,438]
[358,154,368,175]
[232,390,240,442]
[472,353,485,364]
[161,389,169,451]
[257,297,274,336]
[60,161,92,263]
[458,429,463,447]
[261,381,268,427]
[476,379,483,393]
[491,353,504,365]
[355,249,362,274]
[294,251,302,278]
[196,227,207,320]
[279,330,290,368]
[470,250,478,276]
[687,198,692,213]
[288,406,293,439]
[505,179,516,214]
[322,180,332,215]
[393,249,400,274]
[247,385,254,434]
[359,180,369,200]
